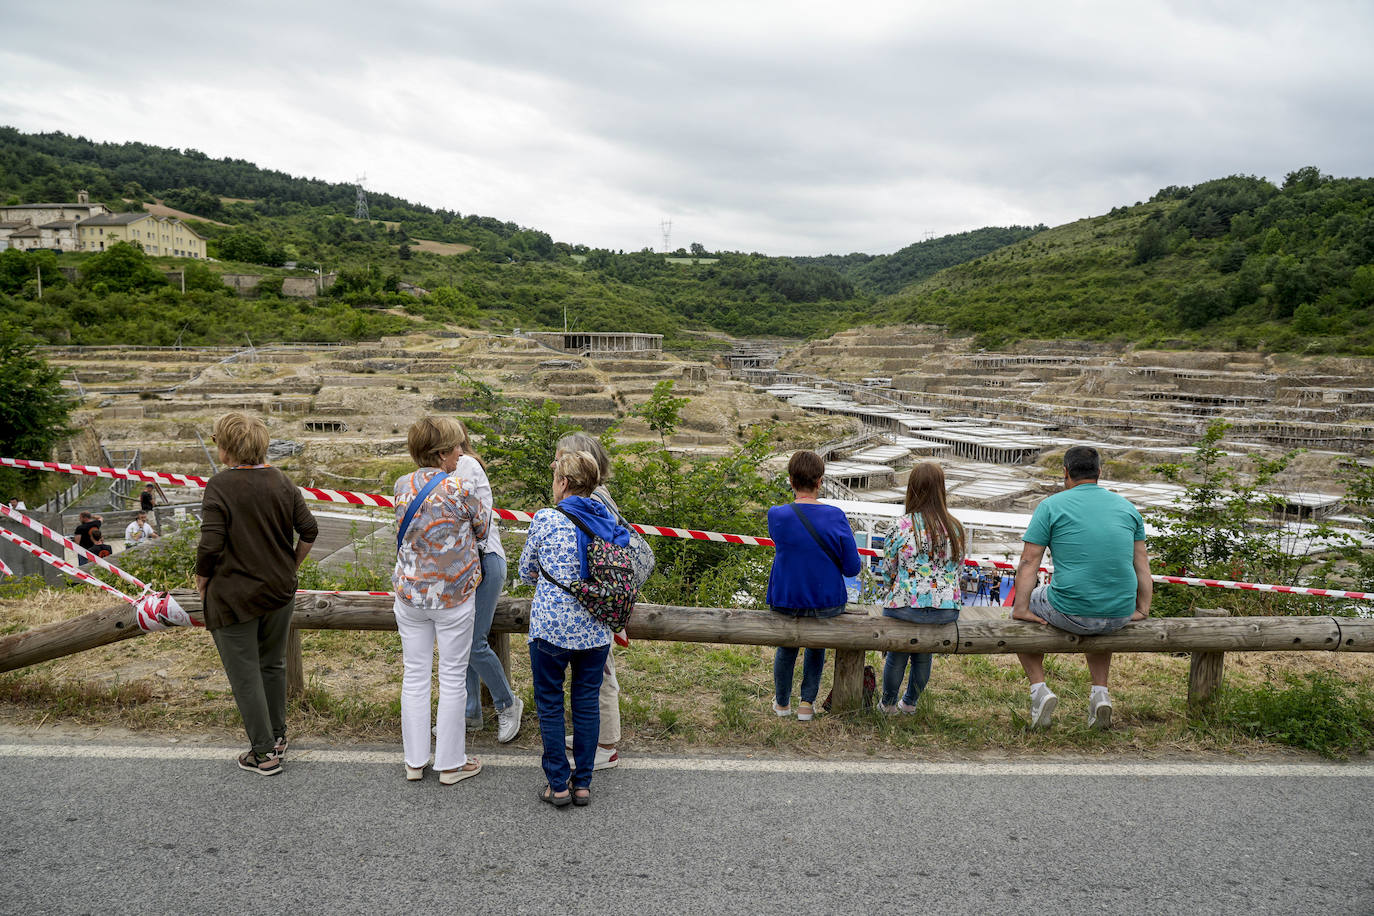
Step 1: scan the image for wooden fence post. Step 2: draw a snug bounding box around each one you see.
[831,649,866,712]
[286,626,304,698]
[1187,607,1230,715]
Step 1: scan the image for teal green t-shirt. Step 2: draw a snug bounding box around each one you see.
[1023,483,1146,619]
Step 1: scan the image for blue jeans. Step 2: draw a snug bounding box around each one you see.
[880,607,959,706]
[770,604,844,707]
[529,637,609,791]
[465,552,515,722]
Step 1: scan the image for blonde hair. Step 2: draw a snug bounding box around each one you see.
[554,450,601,497]
[457,421,484,470]
[556,432,610,480]
[903,462,966,561]
[407,416,463,469]
[213,412,269,466]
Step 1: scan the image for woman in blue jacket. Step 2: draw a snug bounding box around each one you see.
[518,449,630,807]
[765,450,861,721]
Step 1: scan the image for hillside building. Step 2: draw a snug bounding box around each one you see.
[0,190,111,226]
[77,212,207,258]
[0,190,206,258]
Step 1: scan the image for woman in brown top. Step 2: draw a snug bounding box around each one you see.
[195,412,318,776]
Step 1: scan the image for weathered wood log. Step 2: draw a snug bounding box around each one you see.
[2,590,1370,675]
[0,600,206,672]
[1188,608,1230,714]
[831,649,866,712]
[1335,617,1374,651]
[286,626,305,698]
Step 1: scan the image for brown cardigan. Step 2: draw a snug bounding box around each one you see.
[195,466,318,630]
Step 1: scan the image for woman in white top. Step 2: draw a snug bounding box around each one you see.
[456,424,524,743]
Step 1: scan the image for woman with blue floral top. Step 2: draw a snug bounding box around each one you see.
[392,417,488,785]
[518,449,630,807]
[877,462,967,713]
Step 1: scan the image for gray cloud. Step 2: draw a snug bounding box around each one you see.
[3,1,1371,254]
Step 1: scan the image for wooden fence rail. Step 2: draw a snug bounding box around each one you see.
[2,592,1370,715]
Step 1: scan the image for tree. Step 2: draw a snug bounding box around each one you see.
[78,241,167,293]
[0,323,75,499]
[1146,421,1338,614]
[631,380,690,445]
[459,376,580,511]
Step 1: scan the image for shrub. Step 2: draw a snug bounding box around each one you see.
[1207,670,1374,759]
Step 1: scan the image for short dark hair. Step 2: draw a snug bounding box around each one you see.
[1064,446,1101,481]
[788,450,825,491]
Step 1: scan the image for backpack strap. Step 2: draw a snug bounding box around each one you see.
[788,502,843,572]
[536,559,577,596]
[396,471,447,553]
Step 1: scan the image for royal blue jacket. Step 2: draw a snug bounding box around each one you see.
[765,502,862,610]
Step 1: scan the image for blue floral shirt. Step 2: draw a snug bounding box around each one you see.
[518,507,611,650]
[878,513,964,610]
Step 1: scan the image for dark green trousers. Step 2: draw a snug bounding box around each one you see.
[210,601,293,756]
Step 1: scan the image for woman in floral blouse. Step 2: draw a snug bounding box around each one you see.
[392,417,488,785]
[877,462,967,713]
[518,449,629,807]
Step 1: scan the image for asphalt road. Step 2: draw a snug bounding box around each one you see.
[2,739,1371,916]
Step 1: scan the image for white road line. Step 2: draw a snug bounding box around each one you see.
[0,743,1370,777]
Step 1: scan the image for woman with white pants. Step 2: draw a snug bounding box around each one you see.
[392,417,488,784]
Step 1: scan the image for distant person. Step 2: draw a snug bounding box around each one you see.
[8,497,26,511]
[765,450,861,721]
[875,462,966,713]
[454,423,523,745]
[73,511,102,563]
[89,528,114,560]
[518,450,629,806]
[73,511,102,547]
[196,412,318,775]
[140,484,156,512]
[392,417,487,785]
[125,511,158,545]
[1011,446,1152,730]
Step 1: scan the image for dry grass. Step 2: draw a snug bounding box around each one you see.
[410,239,474,256]
[2,586,1372,758]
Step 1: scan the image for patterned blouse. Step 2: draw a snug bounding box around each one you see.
[878,512,965,610]
[455,455,504,560]
[518,507,611,651]
[392,467,488,610]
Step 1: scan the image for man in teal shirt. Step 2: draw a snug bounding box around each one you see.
[1011,446,1152,730]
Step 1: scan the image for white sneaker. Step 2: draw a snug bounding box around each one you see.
[565,742,620,770]
[496,697,523,744]
[772,702,793,717]
[1030,688,1058,729]
[1087,693,1113,730]
[896,699,920,715]
[876,701,899,716]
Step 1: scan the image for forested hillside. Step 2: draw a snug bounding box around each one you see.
[2,128,1369,353]
[796,225,1045,295]
[880,170,1374,353]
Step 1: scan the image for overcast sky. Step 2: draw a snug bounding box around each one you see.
[3,1,1372,255]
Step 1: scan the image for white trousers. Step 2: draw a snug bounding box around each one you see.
[394,595,476,771]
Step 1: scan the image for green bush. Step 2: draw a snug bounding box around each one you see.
[1208,670,1374,759]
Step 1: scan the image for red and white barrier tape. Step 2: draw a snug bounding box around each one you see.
[0,503,150,593]
[5,456,1370,602]
[0,527,134,602]
[0,557,11,577]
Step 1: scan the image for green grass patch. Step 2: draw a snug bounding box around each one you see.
[1201,669,1374,759]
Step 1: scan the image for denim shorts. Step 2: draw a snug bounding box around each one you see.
[770,604,846,619]
[1028,585,1131,636]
